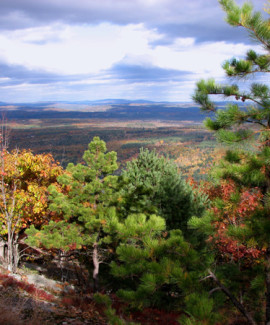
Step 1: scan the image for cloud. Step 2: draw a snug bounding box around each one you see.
[0,61,82,86]
[0,23,161,75]
[106,62,194,83]
[0,21,254,80]
[152,23,249,46]
[0,0,265,44]
[0,58,197,102]
[0,57,194,87]
[0,0,266,102]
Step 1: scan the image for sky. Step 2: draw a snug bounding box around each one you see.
[0,0,266,103]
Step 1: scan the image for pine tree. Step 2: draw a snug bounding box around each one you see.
[26,137,120,291]
[192,1,270,324]
[121,148,207,233]
[108,213,208,309]
[193,0,270,147]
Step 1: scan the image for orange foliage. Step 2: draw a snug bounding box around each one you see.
[0,149,63,236]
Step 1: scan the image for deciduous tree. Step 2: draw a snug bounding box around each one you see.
[0,145,62,272]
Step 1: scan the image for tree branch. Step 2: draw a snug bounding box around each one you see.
[204,270,257,325]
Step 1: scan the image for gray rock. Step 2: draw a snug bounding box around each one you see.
[26,274,62,291]
[12,274,22,282]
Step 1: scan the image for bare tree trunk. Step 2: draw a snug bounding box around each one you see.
[13,238,19,273]
[92,242,99,292]
[57,250,68,282]
[7,222,13,272]
[207,270,257,325]
[0,239,6,261]
[6,227,19,273]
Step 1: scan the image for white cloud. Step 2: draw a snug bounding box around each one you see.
[0,22,255,77]
[153,41,257,78]
[0,12,266,102]
[0,23,161,75]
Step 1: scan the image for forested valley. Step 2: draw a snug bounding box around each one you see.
[0,1,269,324]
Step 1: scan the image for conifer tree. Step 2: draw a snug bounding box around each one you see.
[192,1,270,324]
[108,213,209,309]
[27,137,120,291]
[121,148,206,233]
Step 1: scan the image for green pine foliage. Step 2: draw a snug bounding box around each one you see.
[109,213,209,309]
[121,148,207,233]
[193,1,270,141]
[179,292,221,325]
[26,220,83,251]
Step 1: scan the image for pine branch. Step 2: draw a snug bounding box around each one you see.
[239,22,270,51]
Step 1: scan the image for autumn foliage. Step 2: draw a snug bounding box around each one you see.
[7,150,61,224]
[0,149,63,235]
[202,180,264,263]
[0,148,63,272]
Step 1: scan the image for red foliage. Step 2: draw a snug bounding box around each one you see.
[2,277,17,288]
[61,294,92,311]
[61,297,74,306]
[0,272,54,302]
[203,179,264,264]
[127,307,182,325]
[107,294,182,325]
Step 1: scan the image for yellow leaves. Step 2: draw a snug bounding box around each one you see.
[27,184,35,193]
[0,149,64,234]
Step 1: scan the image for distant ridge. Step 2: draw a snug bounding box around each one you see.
[0,99,157,106]
[0,99,247,122]
[0,99,247,107]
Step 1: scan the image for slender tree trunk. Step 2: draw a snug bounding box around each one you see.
[6,221,20,273]
[7,221,13,272]
[57,250,66,282]
[0,239,6,261]
[92,242,99,292]
[13,237,19,273]
[208,270,257,325]
[13,245,17,273]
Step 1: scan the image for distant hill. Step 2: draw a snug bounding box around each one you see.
[0,100,245,122]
